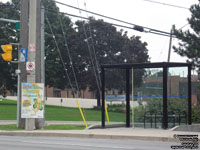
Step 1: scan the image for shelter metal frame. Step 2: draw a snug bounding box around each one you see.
[101,62,192,129]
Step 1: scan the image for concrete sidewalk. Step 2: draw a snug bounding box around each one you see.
[0,121,199,143]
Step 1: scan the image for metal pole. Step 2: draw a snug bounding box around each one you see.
[17,70,20,128]
[101,67,105,128]
[126,69,130,127]
[41,3,45,128]
[188,65,192,125]
[132,68,134,128]
[163,65,168,129]
[0,18,19,23]
[16,44,20,128]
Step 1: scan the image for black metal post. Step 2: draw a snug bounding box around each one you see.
[144,113,146,128]
[163,66,168,129]
[101,67,105,128]
[188,65,192,125]
[126,69,130,127]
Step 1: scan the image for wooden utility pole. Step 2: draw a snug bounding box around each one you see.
[25,0,43,130]
[35,0,44,129]
[19,0,29,129]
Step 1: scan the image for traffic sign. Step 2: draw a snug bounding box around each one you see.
[26,62,35,71]
[20,48,28,62]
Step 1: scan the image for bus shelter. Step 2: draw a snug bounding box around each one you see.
[101,62,192,129]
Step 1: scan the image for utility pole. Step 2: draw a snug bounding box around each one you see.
[19,0,29,128]
[35,0,44,129]
[167,27,173,62]
[25,0,43,130]
[41,4,45,128]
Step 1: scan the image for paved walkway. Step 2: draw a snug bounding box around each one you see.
[0,121,199,143]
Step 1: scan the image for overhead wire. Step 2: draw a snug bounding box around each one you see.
[53,0,171,36]
[43,7,174,38]
[83,2,101,87]
[76,0,101,94]
[58,15,81,97]
[45,15,76,97]
[142,0,189,10]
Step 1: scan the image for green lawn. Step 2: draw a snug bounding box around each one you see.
[0,124,85,130]
[0,99,126,122]
[0,124,23,130]
[43,124,85,130]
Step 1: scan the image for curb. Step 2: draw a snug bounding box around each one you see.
[0,130,179,143]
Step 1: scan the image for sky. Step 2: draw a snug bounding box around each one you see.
[55,0,198,63]
[1,0,199,63]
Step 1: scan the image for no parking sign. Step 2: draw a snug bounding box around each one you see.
[26,62,35,71]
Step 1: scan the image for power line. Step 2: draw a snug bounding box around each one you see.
[58,15,81,97]
[179,23,189,30]
[53,0,171,36]
[84,2,101,87]
[143,0,189,10]
[46,15,76,97]
[43,7,173,38]
[76,0,101,94]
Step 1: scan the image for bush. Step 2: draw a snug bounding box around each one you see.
[192,105,200,123]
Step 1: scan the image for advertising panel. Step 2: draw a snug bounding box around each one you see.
[21,82,44,118]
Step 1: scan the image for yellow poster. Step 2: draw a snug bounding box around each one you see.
[21,83,44,118]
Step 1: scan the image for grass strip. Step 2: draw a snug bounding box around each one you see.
[0,124,23,130]
[0,124,85,130]
[44,124,85,130]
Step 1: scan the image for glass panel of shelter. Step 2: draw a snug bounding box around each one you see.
[104,68,126,127]
[167,67,188,128]
[132,68,163,128]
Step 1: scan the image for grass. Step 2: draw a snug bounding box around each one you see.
[0,99,17,120]
[0,124,23,130]
[0,124,85,130]
[0,99,126,122]
[43,124,85,130]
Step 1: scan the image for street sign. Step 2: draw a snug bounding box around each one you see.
[20,48,28,62]
[26,62,35,71]
[16,21,20,30]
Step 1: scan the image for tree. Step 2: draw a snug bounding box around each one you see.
[0,0,150,102]
[73,18,149,97]
[173,1,200,70]
[0,0,20,95]
[0,0,76,94]
[43,0,76,90]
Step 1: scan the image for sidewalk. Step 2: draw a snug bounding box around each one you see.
[0,121,199,143]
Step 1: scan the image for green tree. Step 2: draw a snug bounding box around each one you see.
[73,19,149,94]
[0,0,150,100]
[173,1,200,70]
[43,0,76,90]
[0,0,20,95]
[0,0,76,94]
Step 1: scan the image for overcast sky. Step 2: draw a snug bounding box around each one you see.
[1,0,199,63]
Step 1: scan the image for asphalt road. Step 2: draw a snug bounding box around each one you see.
[0,135,176,150]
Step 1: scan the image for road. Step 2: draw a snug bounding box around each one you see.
[0,135,176,150]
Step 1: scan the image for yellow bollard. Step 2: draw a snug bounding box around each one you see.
[105,100,110,124]
[76,99,88,128]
